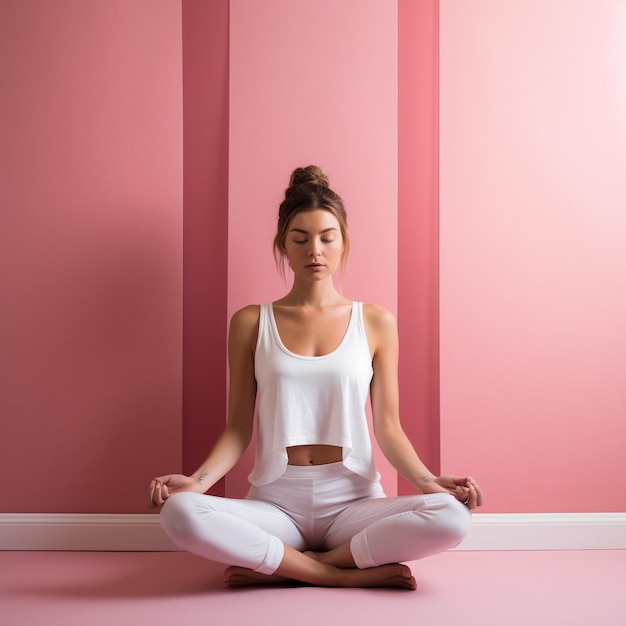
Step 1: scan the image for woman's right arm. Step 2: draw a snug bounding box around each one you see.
[147,305,259,508]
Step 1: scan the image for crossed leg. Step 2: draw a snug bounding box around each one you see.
[161,491,417,590]
[224,493,470,590]
[224,544,416,590]
[161,491,468,590]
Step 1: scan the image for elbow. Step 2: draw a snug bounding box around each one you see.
[373,419,404,447]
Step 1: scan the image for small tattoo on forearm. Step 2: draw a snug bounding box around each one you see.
[195,472,209,484]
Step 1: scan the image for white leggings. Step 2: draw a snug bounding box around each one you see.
[160,462,471,575]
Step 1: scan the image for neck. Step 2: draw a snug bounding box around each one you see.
[281,278,345,308]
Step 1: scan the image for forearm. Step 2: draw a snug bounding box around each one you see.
[375,423,436,492]
[189,425,252,492]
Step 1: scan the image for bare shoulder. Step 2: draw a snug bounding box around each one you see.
[362,303,398,354]
[229,305,261,349]
[231,304,261,328]
[362,303,398,333]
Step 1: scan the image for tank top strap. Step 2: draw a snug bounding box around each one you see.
[352,301,370,351]
[255,302,271,353]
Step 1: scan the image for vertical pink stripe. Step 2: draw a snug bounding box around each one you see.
[228,0,398,496]
[398,0,441,493]
[182,0,229,494]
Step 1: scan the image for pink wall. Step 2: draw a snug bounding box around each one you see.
[0,0,183,513]
[227,0,399,496]
[439,0,626,512]
[6,0,618,517]
[398,0,441,493]
[181,0,229,494]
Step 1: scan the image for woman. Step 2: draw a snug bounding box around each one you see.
[148,166,483,590]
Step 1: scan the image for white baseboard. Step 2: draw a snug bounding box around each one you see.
[0,513,625,552]
[0,514,178,551]
[454,513,626,551]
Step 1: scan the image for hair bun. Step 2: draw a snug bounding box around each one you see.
[288,165,330,189]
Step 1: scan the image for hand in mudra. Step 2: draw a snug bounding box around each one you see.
[421,475,484,510]
[147,474,203,509]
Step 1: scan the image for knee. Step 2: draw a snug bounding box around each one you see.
[160,492,205,543]
[428,494,472,549]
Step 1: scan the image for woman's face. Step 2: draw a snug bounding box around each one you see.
[282,209,345,281]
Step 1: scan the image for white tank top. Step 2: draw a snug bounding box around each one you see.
[248,301,380,486]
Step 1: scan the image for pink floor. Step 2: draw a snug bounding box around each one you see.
[2,550,625,626]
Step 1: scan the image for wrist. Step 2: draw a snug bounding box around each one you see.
[191,471,211,491]
[414,474,437,493]
[416,474,436,485]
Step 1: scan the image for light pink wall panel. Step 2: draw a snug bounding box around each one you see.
[439,1,626,512]
[0,1,183,513]
[228,0,398,496]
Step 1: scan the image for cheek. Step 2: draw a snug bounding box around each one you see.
[286,246,302,259]
[330,242,344,257]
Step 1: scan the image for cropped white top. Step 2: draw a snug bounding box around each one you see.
[248,301,380,486]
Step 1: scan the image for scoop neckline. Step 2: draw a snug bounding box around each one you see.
[268,301,356,360]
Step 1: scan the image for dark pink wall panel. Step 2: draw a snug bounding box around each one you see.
[398,0,441,493]
[181,0,229,495]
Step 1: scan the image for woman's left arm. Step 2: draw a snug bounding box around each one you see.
[365,304,483,509]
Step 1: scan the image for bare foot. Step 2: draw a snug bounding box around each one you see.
[303,550,416,590]
[224,562,416,590]
[337,563,417,590]
[224,566,300,589]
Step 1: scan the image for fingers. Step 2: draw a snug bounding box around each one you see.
[454,484,469,503]
[438,474,484,509]
[146,480,160,509]
[147,477,170,509]
[462,477,484,510]
[446,475,484,510]
[467,476,484,507]
[466,482,478,509]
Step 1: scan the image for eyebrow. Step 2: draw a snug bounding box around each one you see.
[289,227,338,234]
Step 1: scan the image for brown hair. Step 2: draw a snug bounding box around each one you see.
[273,165,350,279]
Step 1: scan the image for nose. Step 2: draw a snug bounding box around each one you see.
[310,240,321,258]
